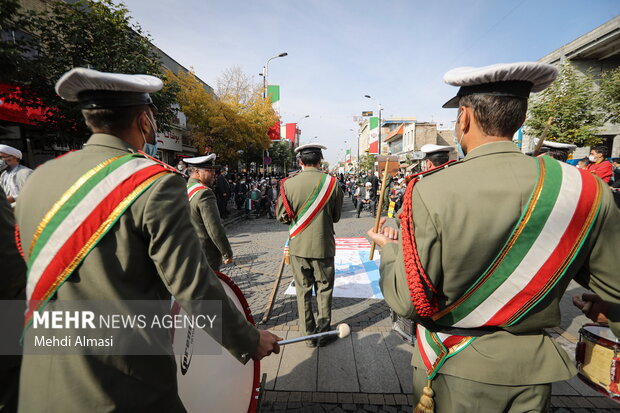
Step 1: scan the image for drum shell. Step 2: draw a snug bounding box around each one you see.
[577,323,620,400]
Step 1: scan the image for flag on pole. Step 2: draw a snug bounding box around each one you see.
[267,84,280,115]
[368,117,379,154]
[345,149,351,163]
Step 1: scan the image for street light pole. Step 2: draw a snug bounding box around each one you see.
[262,52,288,177]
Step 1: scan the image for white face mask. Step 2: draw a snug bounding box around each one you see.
[588,155,597,163]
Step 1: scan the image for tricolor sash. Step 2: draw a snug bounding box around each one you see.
[287,173,337,240]
[23,153,171,329]
[187,182,207,201]
[411,156,603,380]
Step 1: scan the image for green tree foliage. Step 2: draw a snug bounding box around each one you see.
[598,66,620,125]
[525,62,603,147]
[167,68,276,165]
[1,0,178,147]
[359,153,376,172]
[269,140,295,172]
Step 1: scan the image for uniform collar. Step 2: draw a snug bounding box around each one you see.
[83,133,139,153]
[188,177,201,185]
[301,166,320,172]
[463,140,521,162]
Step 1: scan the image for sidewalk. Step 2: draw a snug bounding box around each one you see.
[221,197,620,413]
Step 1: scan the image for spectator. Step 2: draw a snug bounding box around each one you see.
[585,145,613,183]
[0,144,32,207]
[356,182,376,218]
[576,158,589,169]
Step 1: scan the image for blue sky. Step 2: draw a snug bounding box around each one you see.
[121,0,618,165]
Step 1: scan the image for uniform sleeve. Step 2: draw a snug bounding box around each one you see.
[379,187,442,321]
[0,186,26,300]
[198,190,233,259]
[143,174,258,363]
[276,182,291,224]
[332,184,344,223]
[575,188,620,337]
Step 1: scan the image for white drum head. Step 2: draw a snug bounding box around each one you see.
[175,272,259,413]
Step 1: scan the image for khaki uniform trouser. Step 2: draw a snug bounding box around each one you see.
[413,366,551,413]
[289,256,335,336]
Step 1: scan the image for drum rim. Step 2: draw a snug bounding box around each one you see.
[215,271,261,413]
[579,323,620,350]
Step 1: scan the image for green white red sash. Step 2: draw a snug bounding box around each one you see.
[288,173,337,240]
[24,153,171,329]
[416,156,602,379]
[187,182,207,201]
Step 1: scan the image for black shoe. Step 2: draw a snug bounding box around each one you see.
[306,339,317,348]
[317,335,338,347]
[356,214,360,218]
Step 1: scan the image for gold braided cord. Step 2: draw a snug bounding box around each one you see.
[39,171,168,302]
[29,155,125,256]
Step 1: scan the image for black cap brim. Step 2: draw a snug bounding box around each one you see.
[442,96,460,108]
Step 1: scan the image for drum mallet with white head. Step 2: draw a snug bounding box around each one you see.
[277,323,351,345]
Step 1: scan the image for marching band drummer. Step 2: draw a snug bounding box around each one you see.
[14,68,281,412]
[368,62,620,413]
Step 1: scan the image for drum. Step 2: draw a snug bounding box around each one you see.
[173,272,260,413]
[576,323,620,400]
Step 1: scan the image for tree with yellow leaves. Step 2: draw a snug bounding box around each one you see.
[166,67,277,164]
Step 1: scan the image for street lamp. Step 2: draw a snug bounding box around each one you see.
[262,52,288,99]
[261,52,288,177]
[364,94,383,155]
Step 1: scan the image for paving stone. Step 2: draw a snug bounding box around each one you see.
[353,393,370,404]
[337,393,353,404]
[393,394,408,405]
[275,330,318,391]
[324,392,338,403]
[342,403,357,411]
[363,405,379,412]
[300,392,313,402]
[367,394,385,405]
[275,391,289,402]
[317,333,359,392]
[353,332,401,393]
[383,394,396,405]
[381,407,398,413]
[551,396,567,407]
[312,392,326,403]
[288,392,302,402]
[566,396,595,408]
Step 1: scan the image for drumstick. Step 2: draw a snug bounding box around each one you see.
[532,116,553,156]
[370,160,391,260]
[277,323,351,345]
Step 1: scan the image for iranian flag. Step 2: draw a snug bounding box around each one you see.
[268,84,280,115]
[345,149,351,163]
[368,117,379,154]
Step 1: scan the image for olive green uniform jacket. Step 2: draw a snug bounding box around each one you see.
[0,186,26,413]
[187,177,233,271]
[14,134,259,413]
[380,141,620,385]
[276,167,344,258]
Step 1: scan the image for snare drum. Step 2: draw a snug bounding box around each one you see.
[576,323,620,400]
[173,272,260,413]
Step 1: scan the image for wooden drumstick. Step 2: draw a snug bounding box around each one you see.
[277,323,351,345]
[370,160,391,260]
[532,116,553,156]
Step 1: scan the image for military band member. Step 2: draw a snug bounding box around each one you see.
[14,68,280,412]
[419,144,453,170]
[0,186,26,413]
[277,144,344,347]
[529,139,577,162]
[368,62,620,413]
[185,154,233,271]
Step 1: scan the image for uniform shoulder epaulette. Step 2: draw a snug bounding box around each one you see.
[138,150,185,176]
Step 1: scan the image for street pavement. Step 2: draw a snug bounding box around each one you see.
[220,194,620,413]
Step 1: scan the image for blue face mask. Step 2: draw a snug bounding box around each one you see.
[141,113,159,158]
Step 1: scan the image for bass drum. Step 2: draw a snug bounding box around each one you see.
[174,271,260,413]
